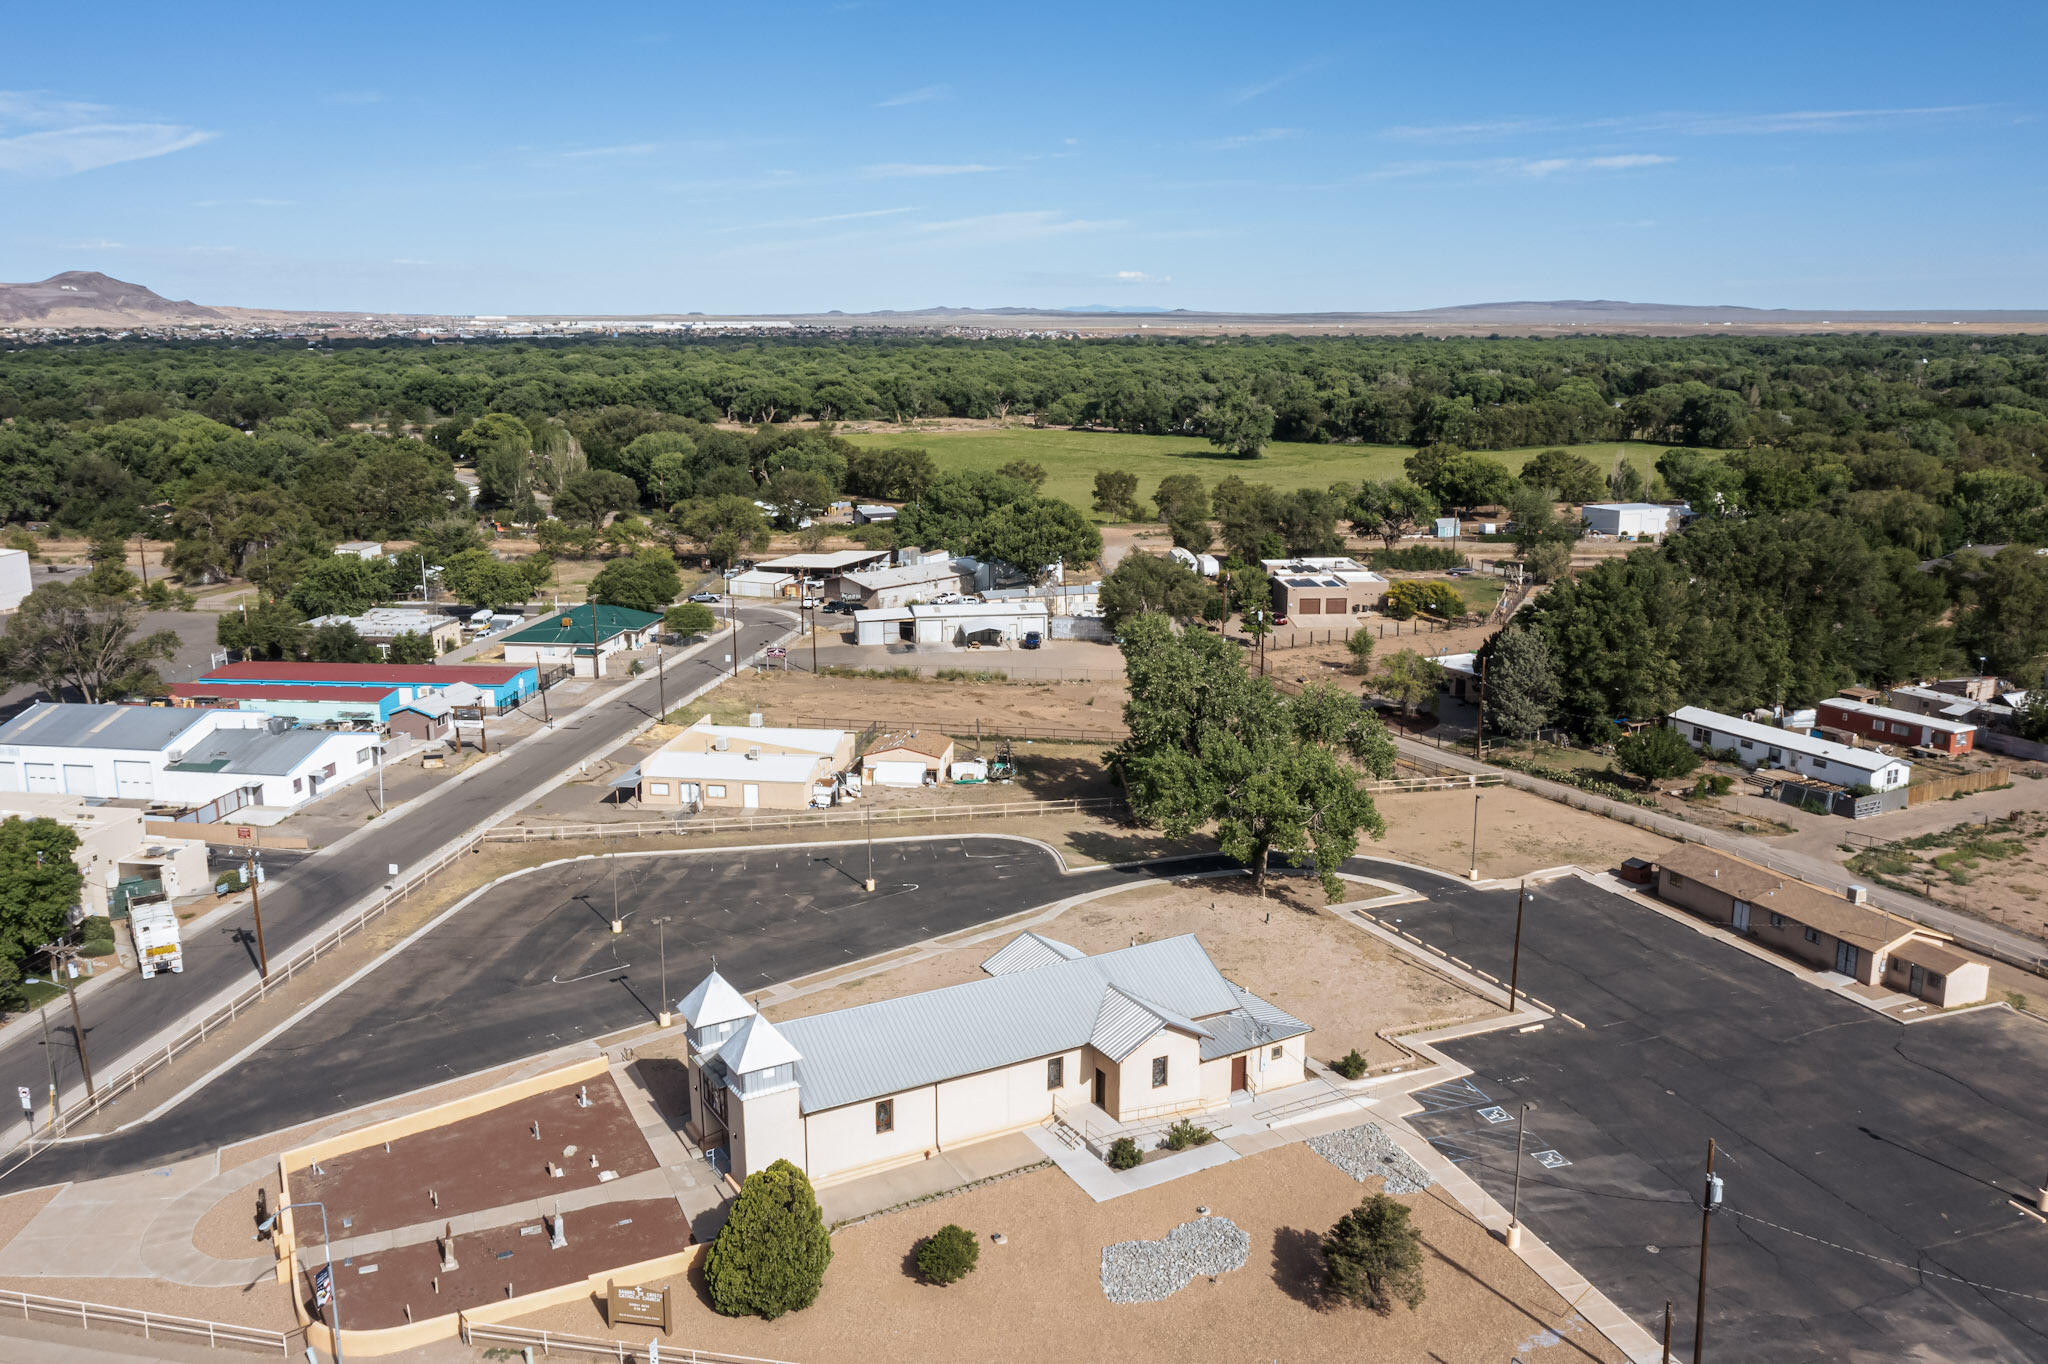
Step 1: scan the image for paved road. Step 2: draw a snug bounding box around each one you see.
[1392,733,2048,972]
[1375,863,2048,1363]
[0,604,800,1152]
[13,837,1217,1186]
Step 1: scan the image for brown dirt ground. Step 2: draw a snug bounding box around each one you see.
[676,667,1131,739]
[503,1143,1624,1364]
[0,1275,298,1331]
[761,878,1488,1071]
[0,1185,63,1254]
[193,1169,281,1262]
[1372,786,1673,880]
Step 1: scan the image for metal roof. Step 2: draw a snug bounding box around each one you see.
[0,703,213,752]
[677,718,847,756]
[1670,708,1910,774]
[1819,697,1977,736]
[641,750,831,784]
[202,662,531,686]
[718,1013,803,1074]
[677,969,755,1030]
[774,934,1292,1115]
[756,550,892,571]
[844,562,966,591]
[499,604,662,648]
[165,728,352,777]
[171,683,400,704]
[980,932,1086,975]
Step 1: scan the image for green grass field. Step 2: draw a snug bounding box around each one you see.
[842,427,1693,520]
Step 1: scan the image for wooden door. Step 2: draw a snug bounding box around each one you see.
[1230,1055,1248,1092]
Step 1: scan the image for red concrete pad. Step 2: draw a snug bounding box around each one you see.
[290,1075,658,1245]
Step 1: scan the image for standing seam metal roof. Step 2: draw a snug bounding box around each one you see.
[0,703,214,751]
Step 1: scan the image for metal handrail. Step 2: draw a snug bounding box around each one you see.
[0,1287,292,1354]
[459,1315,797,1363]
[485,797,1122,843]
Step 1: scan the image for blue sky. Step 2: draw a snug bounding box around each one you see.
[1,1,2041,314]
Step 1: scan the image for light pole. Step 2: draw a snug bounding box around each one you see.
[864,804,876,893]
[1505,1100,1536,1249]
[373,742,385,814]
[1468,792,1483,881]
[729,604,740,679]
[655,917,672,1027]
[1507,880,1528,1012]
[246,849,269,979]
[261,1201,344,1363]
[655,639,666,721]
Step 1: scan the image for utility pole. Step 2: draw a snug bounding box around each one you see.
[1506,1100,1534,1249]
[1694,1138,1722,1364]
[1219,571,1230,642]
[1662,1302,1673,1363]
[1474,651,1488,762]
[247,849,269,979]
[39,944,95,1101]
[729,607,740,679]
[590,599,601,681]
[1507,880,1527,1012]
[32,998,57,1131]
[809,597,819,672]
[135,533,148,588]
[655,640,666,721]
[656,918,672,1027]
[1468,791,1482,880]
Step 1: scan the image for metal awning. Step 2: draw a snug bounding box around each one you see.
[609,764,643,789]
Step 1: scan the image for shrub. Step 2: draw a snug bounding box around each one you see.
[79,940,116,957]
[1162,1119,1213,1151]
[1613,726,1700,786]
[1321,1193,1426,1314]
[1382,580,1466,620]
[1366,545,1467,572]
[703,1159,833,1319]
[80,915,116,943]
[1106,1137,1143,1171]
[1331,1049,1369,1081]
[914,1224,980,1285]
[1690,773,1734,799]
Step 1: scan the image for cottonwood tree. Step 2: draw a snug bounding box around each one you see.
[0,817,84,1002]
[1097,553,1214,630]
[973,497,1102,575]
[554,469,640,530]
[1348,479,1438,549]
[1614,726,1700,787]
[0,584,179,702]
[1092,469,1141,520]
[1518,448,1604,503]
[590,547,682,614]
[1113,614,1393,896]
[1203,391,1277,459]
[1373,649,1444,717]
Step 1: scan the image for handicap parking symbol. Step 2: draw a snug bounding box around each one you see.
[1477,1106,1511,1124]
[1533,1149,1571,1169]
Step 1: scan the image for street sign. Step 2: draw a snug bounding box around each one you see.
[15,1086,29,1113]
[606,1279,670,1334]
[312,1264,333,1311]
[235,826,254,842]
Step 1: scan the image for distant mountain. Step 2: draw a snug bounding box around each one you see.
[0,271,224,327]
[1054,304,1178,315]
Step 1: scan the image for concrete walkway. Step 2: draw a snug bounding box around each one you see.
[819,1131,1046,1227]
[0,1152,274,1288]
[1393,733,2048,970]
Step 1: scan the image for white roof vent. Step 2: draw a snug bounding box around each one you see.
[748,712,764,727]
[746,746,761,761]
[712,736,729,751]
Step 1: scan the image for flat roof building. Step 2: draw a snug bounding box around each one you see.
[1259,557,1387,620]
[200,661,537,709]
[635,716,852,809]
[1582,503,1688,538]
[303,608,464,654]
[171,681,400,727]
[1816,698,1976,756]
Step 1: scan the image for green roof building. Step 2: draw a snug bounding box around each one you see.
[499,604,665,678]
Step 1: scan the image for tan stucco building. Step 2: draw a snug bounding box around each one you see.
[635,717,852,810]
[861,730,955,787]
[1654,845,1988,1007]
[0,792,209,919]
[678,932,1312,1187]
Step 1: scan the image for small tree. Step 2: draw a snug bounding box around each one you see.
[1092,469,1141,520]
[1613,725,1700,788]
[386,630,435,664]
[914,1224,980,1285]
[703,1159,832,1320]
[1321,1193,1426,1314]
[1106,1136,1143,1170]
[1373,650,1444,717]
[1332,1049,1368,1080]
[1345,629,1376,676]
[665,602,717,636]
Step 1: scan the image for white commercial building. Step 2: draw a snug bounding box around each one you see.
[0,547,31,612]
[333,541,386,560]
[0,792,209,918]
[0,703,383,819]
[634,716,853,810]
[841,561,976,610]
[679,931,1312,1187]
[1582,502,1687,537]
[852,599,1050,647]
[727,568,798,599]
[1669,706,1912,791]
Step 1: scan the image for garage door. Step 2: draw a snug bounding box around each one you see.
[872,761,926,788]
[24,763,58,793]
[114,760,153,800]
[62,765,98,797]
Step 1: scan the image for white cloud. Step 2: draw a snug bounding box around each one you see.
[1384,105,1988,142]
[1369,153,1674,180]
[861,162,1000,178]
[0,91,214,176]
[875,84,950,108]
[1227,60,1326,106]
[911,210,1123,244]
[557,142,663,160]
[1206,127,1300,150]
[712,206,919,234]
[1112,270,1171,284]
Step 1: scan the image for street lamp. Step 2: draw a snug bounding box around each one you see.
[258,1200,345,1363]
[1468,792,1483,880]
[1507,880,1529,1013]
[1506,1100,1536,1249]
[655,917,673,1027]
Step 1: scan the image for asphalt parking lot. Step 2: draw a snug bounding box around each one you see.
[1377,866,2048,1363]
[16,836,1213,1188]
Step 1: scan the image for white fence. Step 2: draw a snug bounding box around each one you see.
[0,1288,292,1355]
[460,1316,796,1363]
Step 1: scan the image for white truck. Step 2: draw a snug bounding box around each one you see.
[128,902,184,978]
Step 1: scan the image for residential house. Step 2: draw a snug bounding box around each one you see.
[861,730,956,786]
[678,932,1312,1186]
[1816,698,1976,756]
[1653,845,1987,1005]
[497,605,662,678]
[1669,706,1912,791]
[333,541,385,560]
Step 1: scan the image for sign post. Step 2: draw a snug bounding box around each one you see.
[16,1086,29,1126]
[606,1279,671,1335]
[312,1263,333,1316]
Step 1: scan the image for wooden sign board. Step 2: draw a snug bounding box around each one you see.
[606,1278,671,1334]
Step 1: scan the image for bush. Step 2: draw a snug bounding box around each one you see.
[1613,726,1700,786]
[1690,773,1734,799]
[847,524,897,549]
[79,940,115,957]
[1382,579,1466,620]
[1162,1119,1213,1150]
[914,1224,980,1285]
[1321,1193,1426,1314]
[80,915,116,943]
[1106,1137,1143,1171]
[1331,1049,1369,1081]
[703,1159,833,1319]
[1367,545,1467,572]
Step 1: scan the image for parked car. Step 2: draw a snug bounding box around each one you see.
[689,591,722,603]
[824,599,856,614]
[1022,631,1042,649]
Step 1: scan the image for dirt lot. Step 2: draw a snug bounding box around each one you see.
[1371,785,1673,880]
[1845,806,2048,949]
[763,878,1489,1072]
[503,1142,1623,1364]
[676,667,1130,739]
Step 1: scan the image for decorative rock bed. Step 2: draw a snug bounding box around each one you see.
[1099,1216,1251,1304]
[1306,1122,1433,1194]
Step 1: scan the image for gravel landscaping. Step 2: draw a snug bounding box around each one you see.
[1099,1215,1251,1304]
[1307,1122,1434,1194]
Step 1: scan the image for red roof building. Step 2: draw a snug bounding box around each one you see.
[199,662,530,687]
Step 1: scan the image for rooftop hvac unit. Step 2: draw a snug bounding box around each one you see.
[711,736,729,751]
[746,746,761,761]
[748,712,763,727]
[267,715,291,734]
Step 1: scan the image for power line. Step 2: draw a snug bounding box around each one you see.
[1721,1207,2048,1308]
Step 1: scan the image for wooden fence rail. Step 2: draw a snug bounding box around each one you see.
[1906,765,2012,806]
[0,1287,293,1355]
[460,1315,797,1363]
[486,797,1123,844]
